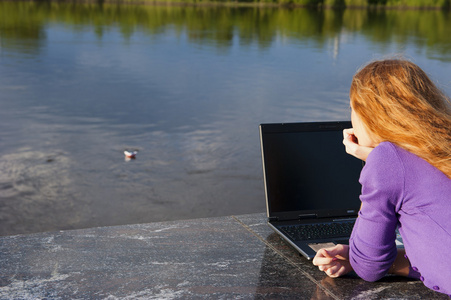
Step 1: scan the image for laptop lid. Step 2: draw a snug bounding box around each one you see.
[259,121,362,222]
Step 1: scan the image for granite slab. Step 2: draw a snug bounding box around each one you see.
[0,213,448,299]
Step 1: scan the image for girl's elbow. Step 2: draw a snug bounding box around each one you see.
[355,270,385,282]
[351,260,388,282]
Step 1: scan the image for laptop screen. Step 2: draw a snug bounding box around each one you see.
[260,121,362,221]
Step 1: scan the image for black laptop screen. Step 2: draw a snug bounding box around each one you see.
[260,122,362,219]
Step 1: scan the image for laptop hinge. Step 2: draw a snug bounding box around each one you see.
[268,216,279,222]
[333,217,357,222]
[298,214,316,220]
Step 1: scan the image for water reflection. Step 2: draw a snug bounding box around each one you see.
[0,1,450,236]
[1,2,451,60]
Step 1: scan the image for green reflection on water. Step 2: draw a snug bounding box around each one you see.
[1,1,451,60]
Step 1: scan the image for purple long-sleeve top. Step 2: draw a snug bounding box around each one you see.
[349,142,451,296]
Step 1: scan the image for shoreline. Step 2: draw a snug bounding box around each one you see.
[6,0,450,9]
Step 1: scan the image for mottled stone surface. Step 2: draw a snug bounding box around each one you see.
[0,213,448,299]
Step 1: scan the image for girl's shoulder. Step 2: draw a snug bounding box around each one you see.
[369,141,406,159]
[368,141,423,168]
[360,142,405,195]
[365,141,406,171]
[366,141,450,190]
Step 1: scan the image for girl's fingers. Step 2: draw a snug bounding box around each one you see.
[324,263,342,276]
[316,259,339,273]
[319,262,336,270]
[313,245,352,278]
[343,128,354,137]
[324,263,350,278]
[312,255,334,266]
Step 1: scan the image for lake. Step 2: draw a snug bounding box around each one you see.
[1,1,450,236]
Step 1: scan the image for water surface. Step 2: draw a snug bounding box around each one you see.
[1,2,450,235]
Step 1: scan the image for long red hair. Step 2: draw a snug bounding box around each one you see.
[350,59,451,178]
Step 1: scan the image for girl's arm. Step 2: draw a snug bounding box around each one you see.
[388,248,410,277]
[314,246,413,279]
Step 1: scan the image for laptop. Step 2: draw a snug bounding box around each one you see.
[259,121,363,260]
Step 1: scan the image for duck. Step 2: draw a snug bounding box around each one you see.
[124,150,138,159]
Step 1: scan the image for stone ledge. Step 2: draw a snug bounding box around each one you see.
[0,213,447,299]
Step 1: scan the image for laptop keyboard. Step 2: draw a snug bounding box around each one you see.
[280,220,355,241]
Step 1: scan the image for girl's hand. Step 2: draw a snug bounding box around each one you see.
[343,128,374,161]
[312,244,353,278]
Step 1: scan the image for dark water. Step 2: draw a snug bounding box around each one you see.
[1,2,450,236]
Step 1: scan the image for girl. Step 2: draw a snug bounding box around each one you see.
[312,59,451,296]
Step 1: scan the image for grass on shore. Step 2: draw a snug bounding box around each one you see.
[94,0,450,8]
